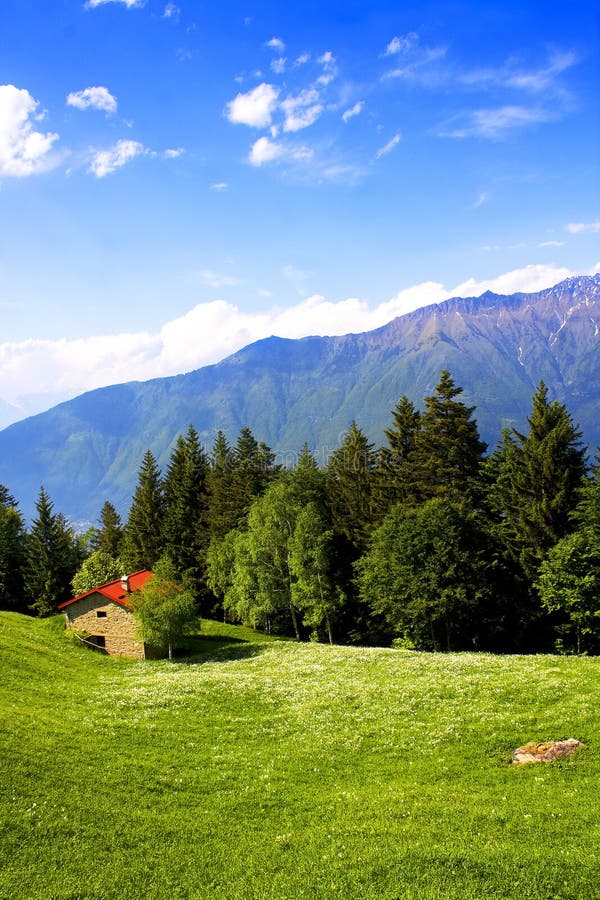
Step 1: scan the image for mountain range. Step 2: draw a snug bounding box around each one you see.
[1,274,599,524]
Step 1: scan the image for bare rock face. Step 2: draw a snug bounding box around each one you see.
[512,739,583,765]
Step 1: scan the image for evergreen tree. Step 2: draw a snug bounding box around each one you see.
[487,382,587,581]
[25,487,78,616]
[207,430,238,541]
[373,396,421,520]
[121,450,165,571]
[163,426,210,604]
[0,486,26,611]
[207,427,279,540]
[287,444,330,512]
[229,426,280,523]
[91,501,124,557]
[326,421,376,552]
[409,371,487,503]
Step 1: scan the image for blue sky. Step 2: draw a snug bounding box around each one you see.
[0,0,598,426]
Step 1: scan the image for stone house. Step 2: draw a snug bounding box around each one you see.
[59,570,157,659]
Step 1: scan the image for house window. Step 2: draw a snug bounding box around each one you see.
[91,635,106,649]
[96,611,107,618]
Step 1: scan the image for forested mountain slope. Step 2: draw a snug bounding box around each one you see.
[1,274,598,522]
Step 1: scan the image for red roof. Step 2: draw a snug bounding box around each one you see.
[58,570,153,611]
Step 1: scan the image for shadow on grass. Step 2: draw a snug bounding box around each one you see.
[176,634,269,665]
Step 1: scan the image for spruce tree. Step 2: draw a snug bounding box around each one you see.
[208,426,279,539]
[0,485,26,611]
[326,422,376,552]
[25,487,78,616]
[488,382,587,581]
[207,430,239,541]
[121,450,165,572]
[91,501,124,557]
[373,396,421,520]
[230,426,279,522]
[409,371,487,503]
[163,425,210,604]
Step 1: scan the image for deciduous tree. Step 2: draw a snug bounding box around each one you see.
[134,556,197,659]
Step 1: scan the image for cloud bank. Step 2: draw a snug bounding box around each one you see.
[1,263,594,428]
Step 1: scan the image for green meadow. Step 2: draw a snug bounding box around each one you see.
[1,612,599,899]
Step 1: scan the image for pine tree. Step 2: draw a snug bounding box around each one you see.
[207,431,237,541]
[326,422,376,553]
[163,425,210,604]
[229,426,279,522]
[25,487,78,616]
[373,396,421,520]
[121,450,165,571]
[409,371,487,503]
[488,382,587,581]
[91,501,124,557]
[0,485,26,611]
[208,426,279,539]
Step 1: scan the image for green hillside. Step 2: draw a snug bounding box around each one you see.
[1,613,600,898]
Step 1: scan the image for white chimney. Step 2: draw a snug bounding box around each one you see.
[120,574,130,593]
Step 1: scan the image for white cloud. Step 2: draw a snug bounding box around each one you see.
[566,221,600,234]
[1,263,594,425]
[383,46,447,82]
[265,37,285,52]
[225,82,280,128]
[375,133,401,158]
[294,53,310,67]
[281,88,323,132]
[163,147,185,158]
[342,101,364,122]
[88,139,147,177]
[460,50,579,95]
[0,85,59,177]
[451,263,574,298]
[474,192,488,208]
[163,2,179,18]
[210,181,229,191]
[86,0,145,7]
[249,136,283,166]
[384,33,419,56]
[537,240,566,248]
[317,51,338,86]
[248,137,312,168]
[440,104,557,139]
[67,86,117,114]
[271,58,286,74]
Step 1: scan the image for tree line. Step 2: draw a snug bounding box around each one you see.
[1,370,599,654]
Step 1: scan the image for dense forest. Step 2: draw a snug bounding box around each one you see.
[2,370,599,654]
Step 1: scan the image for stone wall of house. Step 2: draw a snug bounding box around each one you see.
[64,593,145,658]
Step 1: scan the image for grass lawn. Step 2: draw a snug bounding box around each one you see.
[1,611,599,899]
